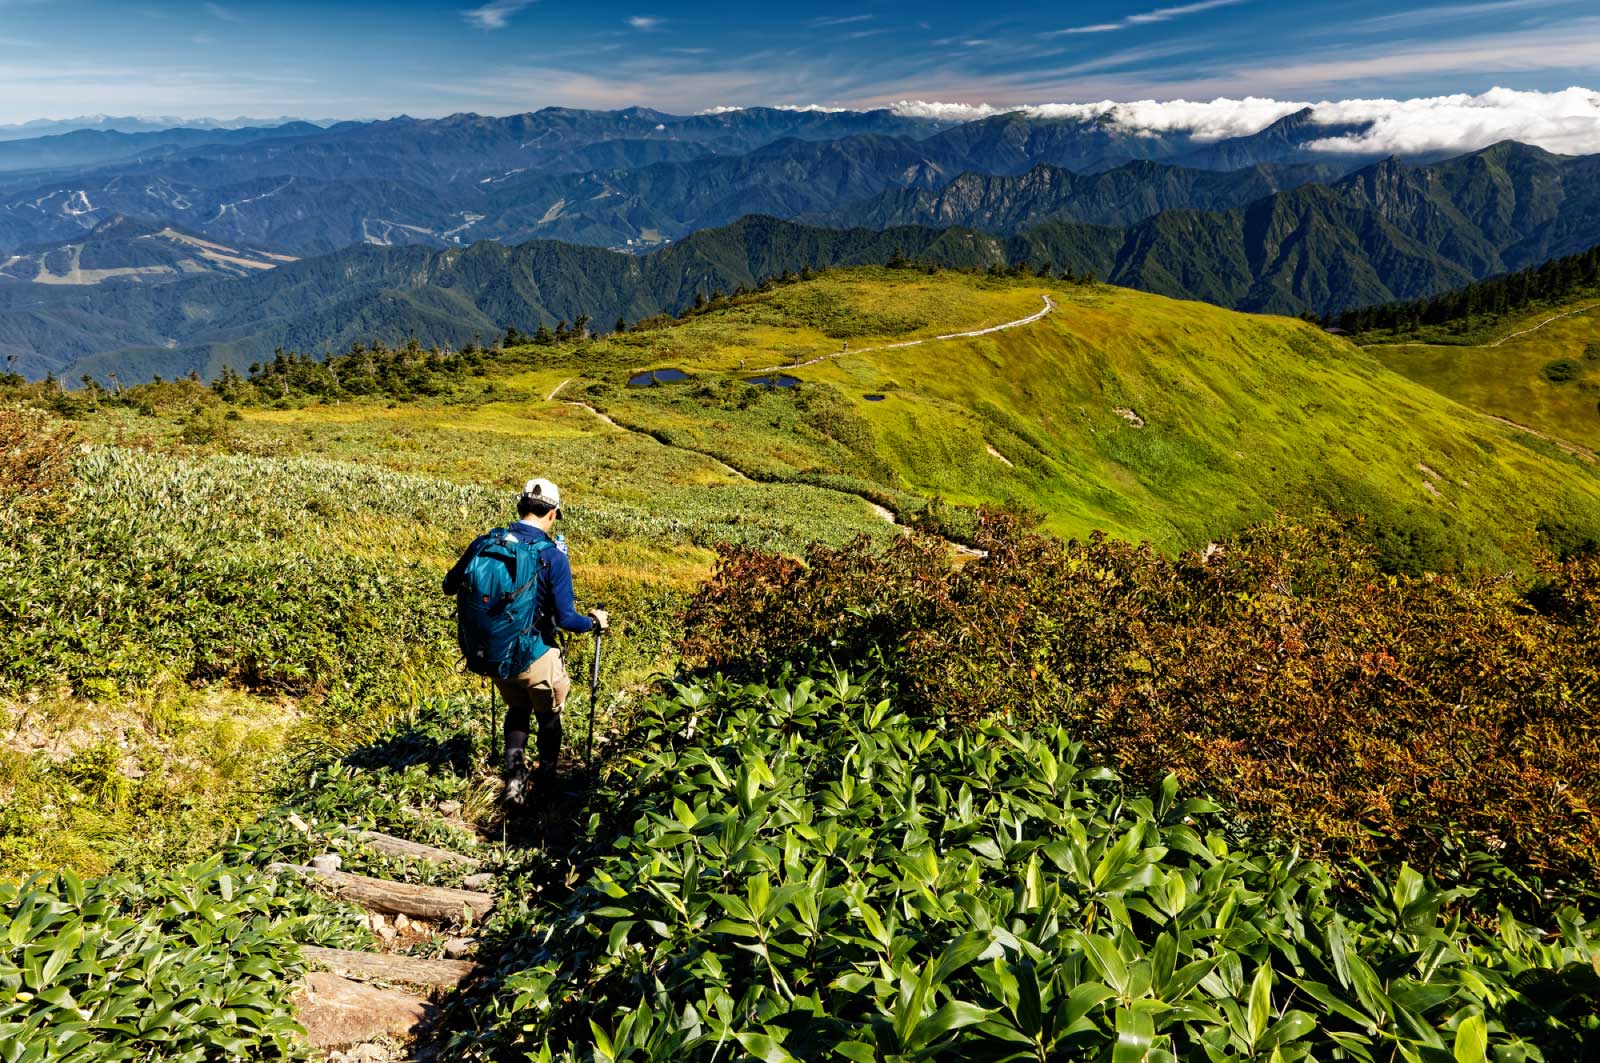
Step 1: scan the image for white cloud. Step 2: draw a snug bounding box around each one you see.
[811,14,873,27]
[462,0,535,30]
[699,103,849,114]
[882,87,1600,156]
[888,96,1301,135]
[1354,0,1566,30]
[1056,0,1249,35]
[1303,86,1600,156]
[627,15,662,30]
[204,2,240,21]
[888,100,1005,121]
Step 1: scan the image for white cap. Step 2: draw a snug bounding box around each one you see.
[520,477,561,511]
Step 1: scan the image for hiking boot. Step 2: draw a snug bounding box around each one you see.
[502,764,528,809]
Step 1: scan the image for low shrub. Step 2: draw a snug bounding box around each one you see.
[0,406,78,521]
[1543,359,1583,384]
[0,858,314,1061]
[445,671,1600,1061]
[681,515,1600,908]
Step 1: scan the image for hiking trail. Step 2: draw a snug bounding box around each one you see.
[281,822,496,1060]
[560,400,984,557]
[1370,302,1598,350]
[1476,411,1598,464]
[1488,303,1598,347]
[757,293,1055,372]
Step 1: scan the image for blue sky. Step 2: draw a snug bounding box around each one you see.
[0,0,1597,123]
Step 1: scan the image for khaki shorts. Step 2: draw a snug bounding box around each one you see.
[493,647,570,716]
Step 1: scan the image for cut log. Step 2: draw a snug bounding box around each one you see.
[357,829,481,868]
[269,863,494,922]
[294,971,433,1048]
[300,945,477,989]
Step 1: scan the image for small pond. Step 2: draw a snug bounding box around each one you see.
[863,393,887,402]
[627,368,690,387]
[745,374,801,388]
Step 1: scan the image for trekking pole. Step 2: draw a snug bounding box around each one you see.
[587,623,604,769]
[488,680,499,771]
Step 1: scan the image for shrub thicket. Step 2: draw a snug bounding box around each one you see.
[445,672,1600,1061]
[682,515,1600,907]
[0,406,78,520]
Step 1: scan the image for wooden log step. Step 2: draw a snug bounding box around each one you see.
[293,971,434,1048]
[300,945,477,989]
[357,829,482,868]
[269,863,494,922]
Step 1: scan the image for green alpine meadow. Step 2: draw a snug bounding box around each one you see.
[6,259,1600,1060]
[5,23,1600,1059]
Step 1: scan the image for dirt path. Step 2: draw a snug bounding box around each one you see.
[758,294,1056,372]
[563,400,984,556]
[1488,303,1599,347]
[564,400,750,481]
[546,378,570,401]
[1476,411,1598,463]
[1374,303,1599,350]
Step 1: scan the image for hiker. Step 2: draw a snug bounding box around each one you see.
[443,478,609,807]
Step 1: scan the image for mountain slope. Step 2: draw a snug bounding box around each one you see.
[0,214,293,285]
[1370,295,1600,459]
[810,159,1343,233]
[548,268,1600,571]
[0,108,957,253]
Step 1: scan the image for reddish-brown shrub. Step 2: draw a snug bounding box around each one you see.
[0,405,78,521]
[681,513,1600,902]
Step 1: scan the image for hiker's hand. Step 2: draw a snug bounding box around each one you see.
[589,608,610,632]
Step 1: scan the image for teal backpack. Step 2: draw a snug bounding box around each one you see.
[454,529,555,679]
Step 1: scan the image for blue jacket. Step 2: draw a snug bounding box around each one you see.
[444,522,595,648]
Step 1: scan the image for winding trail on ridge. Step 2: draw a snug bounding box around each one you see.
[554,296,1056,556]
[757,294,1055,372]
[1487,303,1598,347]
[1364,303,1600,461]
[1370,302,1599,350]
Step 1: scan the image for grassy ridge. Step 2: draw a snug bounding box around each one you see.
[582,269,1600,571]
[1371,300,1600,457]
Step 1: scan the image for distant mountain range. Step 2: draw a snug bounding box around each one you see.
[5,139,1598,385]
[0,105,1397,256]
[0,115,332,142]
[2,104,1597,385]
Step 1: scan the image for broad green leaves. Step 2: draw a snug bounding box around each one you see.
[449,670,1600,1062]
[0,856,310,1062]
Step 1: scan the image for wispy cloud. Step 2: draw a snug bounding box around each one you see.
[203,2,240,22]
[462,0,535,30]
[810,14,873,27]
[1056,0,1248,35]
[627,15,662,30]
[1354,0,1568,28]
